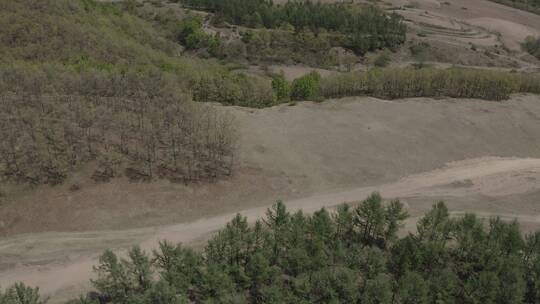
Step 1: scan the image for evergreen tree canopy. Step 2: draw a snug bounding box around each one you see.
[6,193,538,303]
[178,0,407,55]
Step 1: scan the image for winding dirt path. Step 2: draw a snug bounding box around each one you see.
[1,157,540,302]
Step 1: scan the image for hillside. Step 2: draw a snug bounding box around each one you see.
[2,94,540,235]
[2,0,540,303]
[0,0,276,191]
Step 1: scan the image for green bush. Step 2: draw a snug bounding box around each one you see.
[374,52,391,67]
[409,42,430,58]
[271,73,291,103]
[177,15,222,55]
[291,71,321,101]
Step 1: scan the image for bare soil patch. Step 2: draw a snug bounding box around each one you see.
[2,94,540,302]
[2,95,540,237]
[2,156,540,303]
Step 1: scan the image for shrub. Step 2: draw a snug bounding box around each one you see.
[409,42,430,57]
[523,36,540,59]
[271,73,291,103]
[291,71,321,101]
[374,52,391,67]
[0,283,47,304]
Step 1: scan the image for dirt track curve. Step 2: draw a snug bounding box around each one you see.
[2,156,540,302]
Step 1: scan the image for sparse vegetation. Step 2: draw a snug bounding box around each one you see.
[291,71,321,101]
[240,28,343,67]
[409,41,431,59]
[271,73,292,103]
[373,51,392,67]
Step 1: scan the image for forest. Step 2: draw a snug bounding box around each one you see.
[178,0,407,55]
[4,193,540,303]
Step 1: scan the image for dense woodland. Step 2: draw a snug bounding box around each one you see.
[178,0,407,55]
[5,193,540,303]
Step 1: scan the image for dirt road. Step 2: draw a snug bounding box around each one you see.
[2,156,540,302]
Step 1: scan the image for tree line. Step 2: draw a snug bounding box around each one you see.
[320,68,540,101]
[6,193,540,303]
[270,67,540,104]
[178,0,407,55]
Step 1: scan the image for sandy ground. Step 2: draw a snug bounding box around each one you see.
[2,95,540,236]
[2,156,540,302]
[1,94,540,301]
